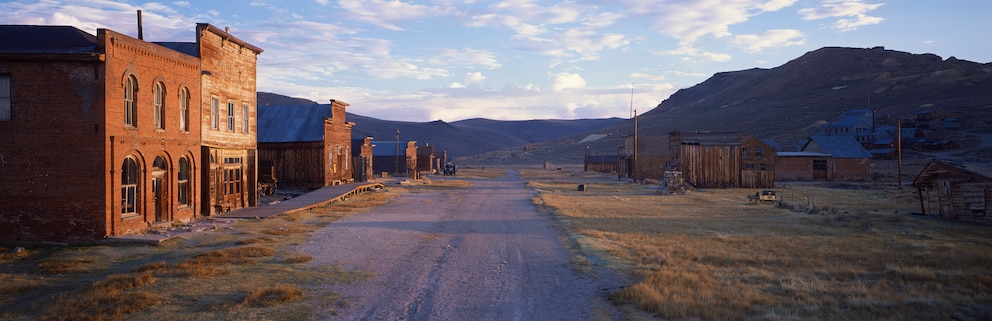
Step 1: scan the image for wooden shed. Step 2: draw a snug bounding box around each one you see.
[913,161,992,222]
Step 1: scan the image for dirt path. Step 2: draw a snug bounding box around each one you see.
[295,169,626,321]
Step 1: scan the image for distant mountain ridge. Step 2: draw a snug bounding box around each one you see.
[261,46,992,165]
[257,92,626,160]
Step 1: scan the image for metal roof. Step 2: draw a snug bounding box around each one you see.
[804,135,872,158]
[371,141,408,156]
[257,104,331,143]
[0,25,97,53]
[153,42,198,57]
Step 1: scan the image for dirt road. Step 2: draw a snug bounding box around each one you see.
[295,169,626,321]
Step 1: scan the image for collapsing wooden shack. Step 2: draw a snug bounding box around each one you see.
[913,161,992,222]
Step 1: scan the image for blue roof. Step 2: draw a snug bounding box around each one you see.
[257,104,331,143]
[371,141,409,156]
[805,135,872,158]
[0,25,97,53]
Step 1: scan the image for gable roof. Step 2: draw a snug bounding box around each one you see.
[257,104,330,143]
[0,25,97,53]
[802,135,872,158]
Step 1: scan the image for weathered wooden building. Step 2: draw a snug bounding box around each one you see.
[257,100,355,190]
[913,161,992,222]
[776,135,872,181]
[416,143,437,174]
[0,25,202,242]
[619,135,671,181]
[669,131,775,188]
[352,137,375,182]
[585,155,619,174]
[193,24,264,215]
[371,141,418,178]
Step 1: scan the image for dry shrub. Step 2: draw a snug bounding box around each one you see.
[282,254,314,264]
[39,272,159,321]
[239,284,302,307]
[237,236,276,245]
[37,257,94,274]
[131,261,167,273]
[170,246,273,278]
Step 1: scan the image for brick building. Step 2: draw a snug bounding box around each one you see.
[257,99,355,190]
[0,26,202,242]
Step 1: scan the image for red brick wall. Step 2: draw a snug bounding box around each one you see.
[0,28,201,243]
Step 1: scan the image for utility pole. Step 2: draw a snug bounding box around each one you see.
[394,129,400,174]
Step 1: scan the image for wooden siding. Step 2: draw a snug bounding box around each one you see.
[258,142,325,189]
[679,144,742,188]
[914,162,992,222]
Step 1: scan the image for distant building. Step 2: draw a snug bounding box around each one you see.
[776,135,872,181]
[352,137,374,182]
[257,99,355,190]
[372,141,418,178]
[668,131,776,188]
[913,161,992,222]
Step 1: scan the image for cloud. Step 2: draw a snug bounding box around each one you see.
[337,0,460,31]
[464,72,486,87]
[630,73,666,82]
[630,0,799,43]
[731,29,805,52]
[798,0,885,31]
[429,48,502,70]
[656,45,733,62]
[550,72,587,92]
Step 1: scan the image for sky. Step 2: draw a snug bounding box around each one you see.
[2,1,990,122]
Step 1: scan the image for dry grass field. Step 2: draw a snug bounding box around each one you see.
[525,169,992,321]
[0,187,402,321]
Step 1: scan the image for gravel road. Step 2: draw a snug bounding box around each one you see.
[296,169,627,321]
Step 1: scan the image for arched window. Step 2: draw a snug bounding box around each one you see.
[179,87,189,132]
[124,75,137,127]
[178,157,190,206]
[121,157,139,215]
[154,82,166,129]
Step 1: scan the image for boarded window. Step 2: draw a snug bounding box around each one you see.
[0,75,10,121]
[211,97,219,129]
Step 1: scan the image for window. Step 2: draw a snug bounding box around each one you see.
[154,82,165,129]
[222,158,242,196]
[328,149,335,171]
[179,88,189,131]
[743,163,754,170]
[124,75,137,127]
[210,97,219,129]
[742,147,748,158]
[121,157,138,215]
[242,103,249,133]
[227,101,235,131]
[343,148,349,171]
[755,147,762,157]
[178,157,190,206]
[759,163,766,171]
[0,75,10,121]
[813,159,828,171]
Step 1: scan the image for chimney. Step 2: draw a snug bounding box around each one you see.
[137,10,143,40]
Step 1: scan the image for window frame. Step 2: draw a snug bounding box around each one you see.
[241,103,249,133]
[124,75,137,127]
[0,74,11,121]
[179,87,189,132]
[210,97,219,130]
[178,157,191,207]
[227,101,235,132]
[153,82,165,130]
[121,157,139,216]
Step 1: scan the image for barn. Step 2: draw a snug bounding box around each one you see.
[913,161,992,222]
[257,99,354,190]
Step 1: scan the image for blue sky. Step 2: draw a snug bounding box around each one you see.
[2,0,989,122]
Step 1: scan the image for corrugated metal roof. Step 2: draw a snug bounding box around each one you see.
[805,135,872,158]
[257,104,330,143]
[371,141,408,156]
[154,42,198,57]
[0,25,97,53]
